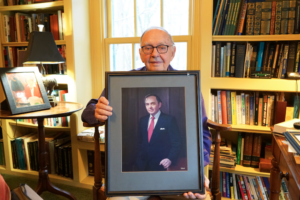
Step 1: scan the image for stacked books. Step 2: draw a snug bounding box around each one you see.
[77,126,105,143]
[213,0,300,35]
[210,139,237,168]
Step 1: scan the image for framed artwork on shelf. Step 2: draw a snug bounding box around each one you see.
[284,131,300,154]
[104,71,205,196]
[0,67,51,115]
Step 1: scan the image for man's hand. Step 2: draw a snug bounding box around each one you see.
[183,175,210,199]
[95,97,113,122]
[159,158,171,169]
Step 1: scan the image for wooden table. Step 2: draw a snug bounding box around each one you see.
[0,102,83,200]
[270,134,300,200]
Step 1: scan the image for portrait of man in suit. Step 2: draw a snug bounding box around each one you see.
[136,93,182,171]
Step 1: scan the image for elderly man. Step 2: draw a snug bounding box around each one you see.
[81,27,211,199]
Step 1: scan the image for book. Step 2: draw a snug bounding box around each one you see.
[235,45,246,77]
[273,118,300,133]
[237,132,242,165]
[231,91,237,125]
[243,133,253,167]
[226,91,232,124]
[221,91,228,124]
[251,135,262,168]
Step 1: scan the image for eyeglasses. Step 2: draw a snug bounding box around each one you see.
[141,45,172,54]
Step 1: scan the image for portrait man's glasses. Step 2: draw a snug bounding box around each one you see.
[141,45,172,55]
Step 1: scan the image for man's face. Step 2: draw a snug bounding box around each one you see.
[145,96,161,116]
[139,29,176,71]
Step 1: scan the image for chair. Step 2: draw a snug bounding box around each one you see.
[83,119,231,200]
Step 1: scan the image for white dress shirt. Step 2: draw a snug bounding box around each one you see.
[147,110,161,130]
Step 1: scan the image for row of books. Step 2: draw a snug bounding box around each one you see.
[2,10,64,43]
[209,171,290,200]
[15,89,70,127]
[0,0,62,6]
[212,41,300,78]
[0,140,5,166]
[211,90,281,127]
[10,132,73,178]
[3,45,67,75]
[213,0,300,35]
[87,150,105,177]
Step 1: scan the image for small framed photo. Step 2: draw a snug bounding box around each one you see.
[105,71,205,196]
[0,67,51,115]
[284,131,300,154]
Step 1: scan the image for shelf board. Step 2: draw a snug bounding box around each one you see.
[209,165,270,177]
[2,40,65,46]
[80,176,105,185]
[0,165,6,170]
[230,124,271,134]
[9,121,70,131]
[0,1,64,11]
[212,34,300,42]
[77,140,105,151]
[209,77,298,92]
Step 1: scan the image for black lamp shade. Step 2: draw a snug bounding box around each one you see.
[23,31,65,64]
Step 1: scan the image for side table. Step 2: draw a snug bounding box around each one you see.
[0,102,83,200]
[270,133,300,200]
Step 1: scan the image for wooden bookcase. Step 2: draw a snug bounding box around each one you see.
[0,1,95,189]
[200,0,299,179]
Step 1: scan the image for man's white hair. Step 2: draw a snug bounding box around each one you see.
[140,27,175,45]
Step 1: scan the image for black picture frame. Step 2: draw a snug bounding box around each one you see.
[0,67,51,114]
[283,131,300,154]
[105,71,205,196]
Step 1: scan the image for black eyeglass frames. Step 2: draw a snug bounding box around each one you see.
[141,45,173,54]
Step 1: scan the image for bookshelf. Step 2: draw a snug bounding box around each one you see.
[0,0,94,190]
[200,0,296,179]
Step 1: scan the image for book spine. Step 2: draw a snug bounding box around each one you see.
[254,2,262,35]
[236,95,241,124]
[226,172,230,198]
[226,42,231,76]
[212,45,216,77]
[237,0,248,35]
[256,42,265,72]
[280,44,290,78]
[231,91,237,124]
[223,172,227,197]
[262,95,268,126]
[275,1,283,34]
[270,1,276,35]
[235,45,247,77]
[237,132,242,165]
[221,91,228,124]
[260,177,269,200]
[215,42,222,77]
[251,135,262,168]
[211,94,215,122]
[245,94,250,125]
[231,0,242,35]
[295,42,300,72]
[249,95,254,125]
[256,176,268,200]
[246,2,256,35]
[258,98,263,126]
[261,2,272,35]
[243,133,254,167]
[218,90,223,124]
[226,91,233,124]
[242,93,246,124]
[295,0,300,34]
[254,92,259,125]
[243,176,253,200]
[288,0,296,34]
[281,1,290,34]
[230,42,236,76]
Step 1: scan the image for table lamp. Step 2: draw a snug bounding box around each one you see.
[23,25,65,106]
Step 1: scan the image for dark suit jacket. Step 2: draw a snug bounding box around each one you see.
[136,112,182,171]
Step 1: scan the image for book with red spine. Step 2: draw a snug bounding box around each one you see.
[236,174,247,200]
[270,1,276,34]
[223,171,227,197]
[243,175,253,200]
[221,91,228,124]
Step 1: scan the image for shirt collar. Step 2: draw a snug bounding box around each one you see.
[150,110,161,119]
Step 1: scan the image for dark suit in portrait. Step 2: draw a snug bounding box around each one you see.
[136,112,182,171]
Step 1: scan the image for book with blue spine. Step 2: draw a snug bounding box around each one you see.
[223,46,227,76]
[213,0,223,32]
[280,44,290,78]
[241,93,246,124]
[219,0,230,35]
[226,42,231,76]
[256,42,265,71]
[226,172,230,198]
[226,91,232,124]
[249,95,254,125]
[220,47,224,77]
[218,90,223,124]
[214,0,226,35]
[263,177,270,197]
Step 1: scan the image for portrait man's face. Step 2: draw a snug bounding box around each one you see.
[145,96,161,116]
[139,29,176,71]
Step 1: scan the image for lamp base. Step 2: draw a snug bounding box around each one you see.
[47,95,57,107]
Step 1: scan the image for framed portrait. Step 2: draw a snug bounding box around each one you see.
[105,71,205,196]
[0,67,51,115]
[284,131,300,154]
